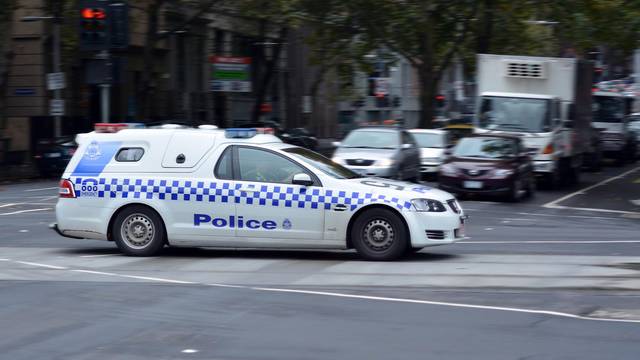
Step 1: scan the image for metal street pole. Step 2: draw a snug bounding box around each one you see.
[52,18,62,137]
[98,50,111,123]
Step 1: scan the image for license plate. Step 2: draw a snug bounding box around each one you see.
[44,152,61,158]
[463,180,483,189]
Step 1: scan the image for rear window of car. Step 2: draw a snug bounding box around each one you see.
[115,148,144,162]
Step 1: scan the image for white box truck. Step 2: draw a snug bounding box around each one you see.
[474,54,594,187]
[592,91,638,164]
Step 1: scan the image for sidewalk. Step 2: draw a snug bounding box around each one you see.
[0,164,39,183]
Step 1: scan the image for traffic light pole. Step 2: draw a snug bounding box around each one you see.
[98,50,111,123]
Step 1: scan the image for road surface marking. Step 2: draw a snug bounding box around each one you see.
[24,186,58,192]
[181,349,199,354]
[250,287,640,324]
[7,258,640,324]
[0,208,52,216]
[0,258,10,261]
[0,203,20,208]
[516,212,622,220]
[14,261,67,270]
[631,200,640,206]
[484,227,493,230]
[543,166,640,214]
[458,240,640,244]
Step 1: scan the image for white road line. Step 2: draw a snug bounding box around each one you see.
[24,186,58,192]
[516,212,621,220]
[6,258,640,324]
[72,269,196,284]
[249,287,640,324]
[0,203,20,208]
[14,261,67,270]
[0,208,52,216]
[543,166,640,214]
[545,205,640,215]
[0,258,10,261]
[458,240,640,244]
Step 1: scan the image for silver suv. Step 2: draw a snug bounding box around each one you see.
[331,127,420,181]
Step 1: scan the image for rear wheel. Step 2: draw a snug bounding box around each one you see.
[351,208,408,261]
[112,205,166,256]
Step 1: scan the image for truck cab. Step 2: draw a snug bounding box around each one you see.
[474,54,594,188]
[592,91,638,163]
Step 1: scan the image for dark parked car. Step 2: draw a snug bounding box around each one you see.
[438,134,535,201]
[33,137,78,177]
[280,127,318,151]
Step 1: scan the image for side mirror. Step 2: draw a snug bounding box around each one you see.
[292,173,314,186]
[332,141,341,147]
[444,148,453,156]
[401,143,412,150]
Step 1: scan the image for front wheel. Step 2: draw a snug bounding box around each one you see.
[351,208,409,261]
[112,205,166,256]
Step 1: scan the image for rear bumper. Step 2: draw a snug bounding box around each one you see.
[49,222,83,239]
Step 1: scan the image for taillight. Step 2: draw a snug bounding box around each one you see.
[59,179,76,198]
[542,143,554,154]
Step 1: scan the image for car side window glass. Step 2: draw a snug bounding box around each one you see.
[238,147,306,184]
[214,146,233,180]
[402,132,414,146]
[115,147,144,162]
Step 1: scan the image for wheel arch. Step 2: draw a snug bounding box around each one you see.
[107,203,167,243]
[345,203,411,249]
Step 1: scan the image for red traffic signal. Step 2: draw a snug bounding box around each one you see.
[81,8,106,19]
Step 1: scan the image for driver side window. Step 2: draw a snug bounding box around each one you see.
[237,147,307,184]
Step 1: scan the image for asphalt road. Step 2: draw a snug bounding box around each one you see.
[1,164,639,359]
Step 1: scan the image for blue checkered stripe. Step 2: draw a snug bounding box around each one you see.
[73,177,413,211]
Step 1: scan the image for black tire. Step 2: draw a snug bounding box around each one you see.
[506,178,522,202]
[351,208,409,261]
[112,205,166,256]
[524,176,535,199]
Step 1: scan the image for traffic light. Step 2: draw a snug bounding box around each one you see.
[435,94,446,109]
[79,1,109,51]
[375,93,389,107]
[109,2,129,49]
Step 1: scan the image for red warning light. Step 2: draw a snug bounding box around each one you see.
[81,8,106,19]
[435,95,445,101]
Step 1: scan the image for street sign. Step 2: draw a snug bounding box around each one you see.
[50,99,65,116]
[303,95,312,113]
[47,72,66,90]
[373,77,391,96]
[209,56,252,92]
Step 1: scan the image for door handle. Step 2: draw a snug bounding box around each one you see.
[333,204,348,212]
[239,184,259,194]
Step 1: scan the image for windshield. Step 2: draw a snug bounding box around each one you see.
[283,147,362,179]
[593,95,625,123]
[478,96,551,132]
[411,133,445,148]
[341,130,399,149]
[453,137,517,159]
[629,120,640,131]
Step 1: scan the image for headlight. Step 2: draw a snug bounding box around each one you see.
[411,198,447,212]
[332,156,345,165]
[439,163,458,176]
[377,158,395,167]
[490,169,514,179]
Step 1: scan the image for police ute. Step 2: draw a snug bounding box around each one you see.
[52,124,467,261]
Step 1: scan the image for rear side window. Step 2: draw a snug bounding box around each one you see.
[215,147,233,180]
[115,147,144,162]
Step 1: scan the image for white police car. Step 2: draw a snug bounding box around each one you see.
[53,125,466,261]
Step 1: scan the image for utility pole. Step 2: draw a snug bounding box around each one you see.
[52,14,62,135]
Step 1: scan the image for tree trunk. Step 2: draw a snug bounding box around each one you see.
[418,66,437,129]
[250,26,287,125]
[476,0,495,54]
